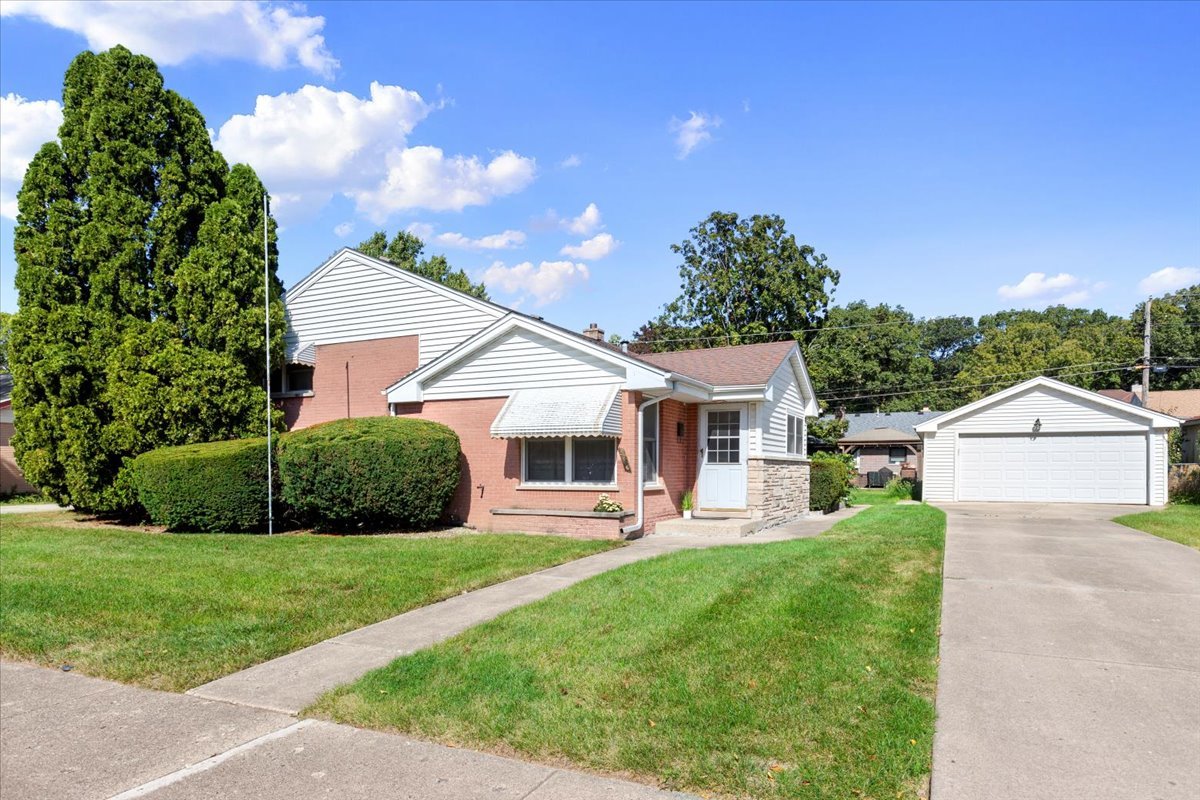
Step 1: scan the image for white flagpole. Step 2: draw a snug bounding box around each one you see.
[264,192,274,536]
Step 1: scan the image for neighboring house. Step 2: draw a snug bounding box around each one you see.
[1101,384,1200,463]
[816,410,943,486]
[0,373,36,495]
[917,376,1179,506]
[279,248,821,538]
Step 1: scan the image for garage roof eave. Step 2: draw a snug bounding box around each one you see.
[914,376,1183,433]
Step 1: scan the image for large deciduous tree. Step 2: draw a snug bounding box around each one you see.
[11,47,283,514]
[634,212,839,350]
[1133,287,1200,390]
[804,302,934,412]
[357,230,489,300]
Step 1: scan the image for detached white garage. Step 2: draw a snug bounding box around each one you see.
[917,376,1179,506]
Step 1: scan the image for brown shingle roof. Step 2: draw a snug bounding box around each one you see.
[634,340,797,387]
[1097,388,1138,405]
[1146,389,1200,419]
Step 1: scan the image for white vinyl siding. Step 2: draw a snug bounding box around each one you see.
[423,329,624,400]
[284,252,503,366]
[921,431,957,502]
[762,357,808,457]
[1150,431,1168,506]
[942,387,1149,433]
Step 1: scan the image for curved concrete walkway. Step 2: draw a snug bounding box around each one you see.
[931,503,1200,800]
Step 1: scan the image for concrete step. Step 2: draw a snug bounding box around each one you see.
[653,516,763,536]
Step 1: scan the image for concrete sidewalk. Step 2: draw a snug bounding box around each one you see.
[0,661,694,800]
[931,503,1200,800]
[189,506,861,714]
[0,502,66,514]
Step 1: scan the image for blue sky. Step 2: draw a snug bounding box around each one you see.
[2,1,1197,338]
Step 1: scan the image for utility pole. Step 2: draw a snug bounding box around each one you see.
[1142,298,1151,406]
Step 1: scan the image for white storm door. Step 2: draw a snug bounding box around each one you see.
[698,404,748,510]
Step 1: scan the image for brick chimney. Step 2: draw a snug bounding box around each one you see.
[582,323,605,341]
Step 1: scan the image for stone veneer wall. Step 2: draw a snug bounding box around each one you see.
[747,457,811,524]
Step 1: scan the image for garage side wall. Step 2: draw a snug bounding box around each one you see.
[921,431,956,502]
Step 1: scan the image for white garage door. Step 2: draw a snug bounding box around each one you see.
[958,433,1147,504]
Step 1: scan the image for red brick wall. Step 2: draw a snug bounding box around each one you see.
[281,336,419,430]
[396,392,698,536]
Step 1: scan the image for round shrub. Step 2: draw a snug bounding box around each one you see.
[130,437,276,532]
[277,417,460,531]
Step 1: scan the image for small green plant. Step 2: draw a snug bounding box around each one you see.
[593,494,623,513]
[882,476,914,500]
[680,490,694,511]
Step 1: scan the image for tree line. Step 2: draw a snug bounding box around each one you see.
[626,211,1197,413]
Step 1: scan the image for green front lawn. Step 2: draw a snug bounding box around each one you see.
[1114,505,1200,551]
[0,513,617,691]
[312,504,946,800]
[849,486,895,505]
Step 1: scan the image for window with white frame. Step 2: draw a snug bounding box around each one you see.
[269,364,314,395]
[642,405,659,485]
[523,438,616,485]
[889,446,907,464]
[786,414,804,455]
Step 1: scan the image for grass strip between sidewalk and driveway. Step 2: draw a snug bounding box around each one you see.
[311,504,946,800]
[0,513,618,692]
[1114,504,1200,551]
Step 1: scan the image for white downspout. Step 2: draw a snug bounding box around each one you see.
[621,386,672,537]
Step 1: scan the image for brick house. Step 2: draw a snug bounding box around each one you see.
[279,249,819,537]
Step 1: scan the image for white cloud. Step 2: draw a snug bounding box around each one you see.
[482,259,589,306]
[214,82,535,223]
[0,94,63,220]
[1,1,339,77]
[352,147,535,222]
[409,224,526,251]
[1138,267,1200,295]
[670,111,721,159]
[559,154,582,169]
[560,232,618,260]
[565,202,602,235]
[997,271,1106,306]
[333,221,354,238]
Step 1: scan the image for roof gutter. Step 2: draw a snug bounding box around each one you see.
[621,385,673,538]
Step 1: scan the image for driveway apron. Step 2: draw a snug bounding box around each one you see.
[932,503,1200,800]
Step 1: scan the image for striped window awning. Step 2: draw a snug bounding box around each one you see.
[285,340,317,366]
[490,386,622,439]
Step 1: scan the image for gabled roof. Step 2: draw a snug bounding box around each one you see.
[1097,388,1140,406]
[635,340,798,387]
[914,376,1181,433]
[819,409,944,438]
[839,427,921,444]
[384,313,692,403]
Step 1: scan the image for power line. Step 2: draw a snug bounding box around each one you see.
[814,359,1128,398]
[819,364,1200,405]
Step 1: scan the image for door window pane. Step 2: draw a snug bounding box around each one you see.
[573,438,615,483]
[707,410,740,464]
[526,439,566,481]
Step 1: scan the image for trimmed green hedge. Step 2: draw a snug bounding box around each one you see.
[809,462,846,513]
[130,438,275,532]
[277,417,460,530]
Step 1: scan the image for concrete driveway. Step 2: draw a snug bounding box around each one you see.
[932,503,1200,800]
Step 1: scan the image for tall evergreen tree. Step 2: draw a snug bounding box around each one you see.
[11,47,282,514]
